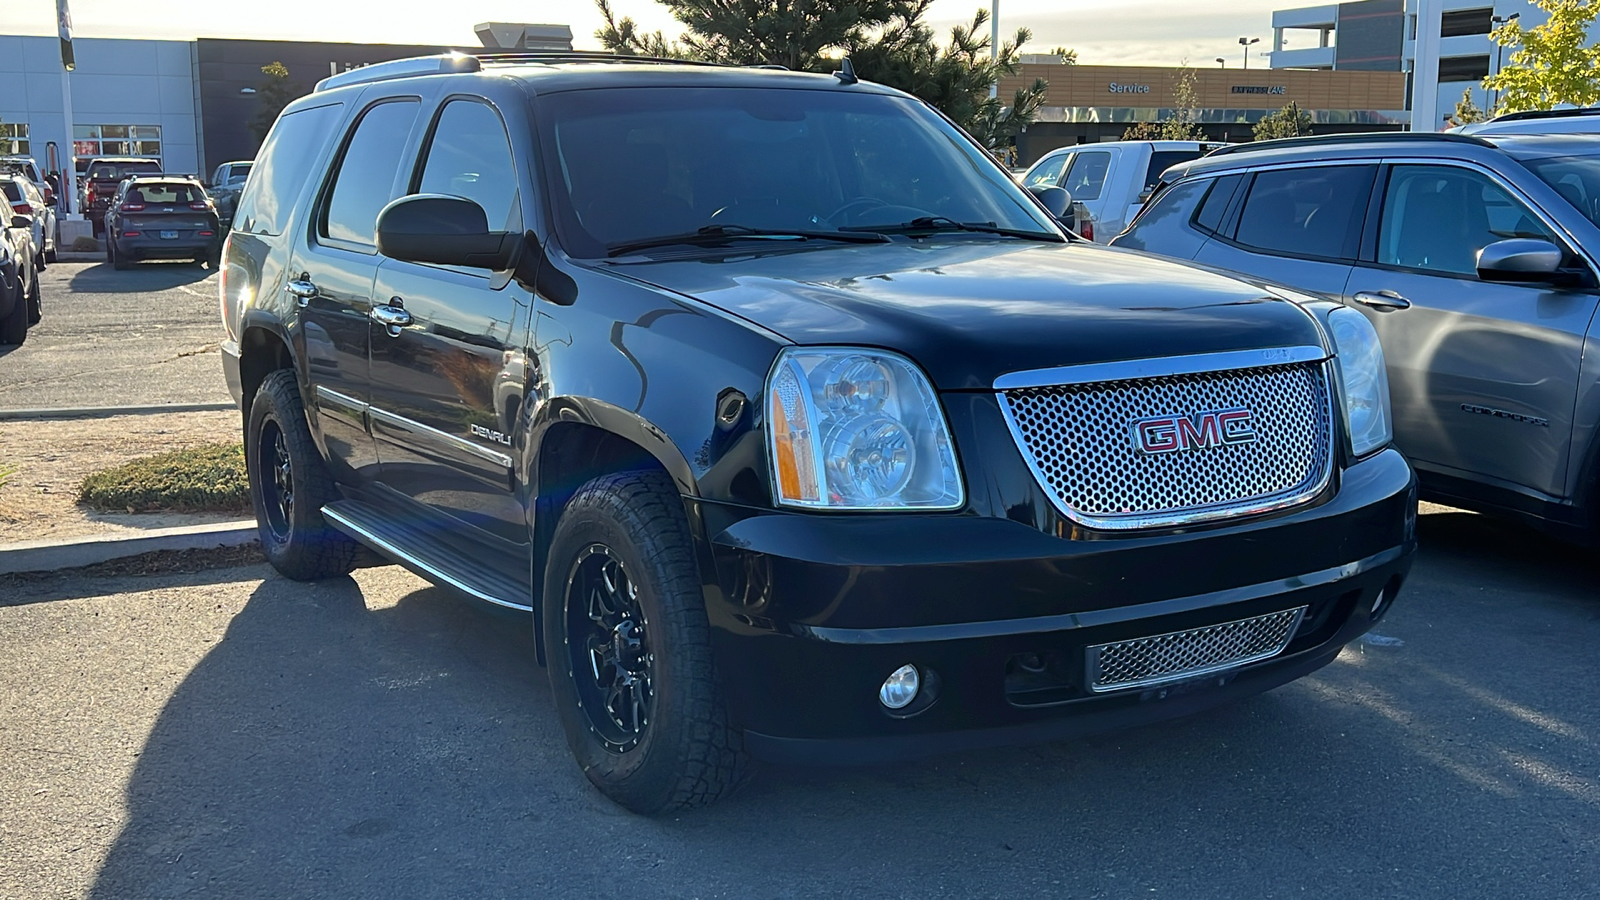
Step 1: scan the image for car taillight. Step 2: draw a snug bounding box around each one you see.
[199,230,214,237]
[12,203,31,215]
[122,230,141,237]
[122,203,145,212]
[42,188,53,203]
[190,201,209,210]
[1079,217,1094,242]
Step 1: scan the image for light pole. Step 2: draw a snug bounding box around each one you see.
[1490,12,1519,114]
[989,0,1000,99]
[1216,57,1226,68]
[1239,36,1259,70]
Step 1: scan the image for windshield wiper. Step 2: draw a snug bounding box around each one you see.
[840,216,1062,242]
[607,223,889,257]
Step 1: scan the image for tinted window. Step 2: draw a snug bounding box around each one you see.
[1024,153,1069,188]
[322,100,420,247]
[1143,150,1205,191]
[1194,174,1242,234]
[1439,55,1491,82]
[234,102,342,236]
[1062,151,1112,201]
[1520,153,1600,228]
[1234,166,1371,259]
[1,181,19,203]
[1378,164,1554,276]
[128,183,203,205]
[1119,178,1208,248]
[417,100,519,231]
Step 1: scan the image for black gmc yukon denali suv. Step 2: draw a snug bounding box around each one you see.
[219,54,1417,813]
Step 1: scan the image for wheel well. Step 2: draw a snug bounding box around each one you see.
[531,421,672,661]
[239,326,294,418]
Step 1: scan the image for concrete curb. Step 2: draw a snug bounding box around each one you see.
[0,521,258,575]
[53,251,105,262]
[0,402,235,420]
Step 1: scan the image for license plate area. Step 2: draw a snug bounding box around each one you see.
[159,230,179,240]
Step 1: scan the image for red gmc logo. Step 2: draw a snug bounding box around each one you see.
[1131,408,1258,454]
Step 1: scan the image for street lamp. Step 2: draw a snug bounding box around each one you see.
[1216,57,1226,68]
[1490,12,1520,114]
[1239,36,1259,70]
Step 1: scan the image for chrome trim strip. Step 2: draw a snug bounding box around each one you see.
[992,346,1329,391]
[321,506,531,612]
[367,406,514,470]
[793,545,1405,645]
[314,385,369,415]
[995,357,1338,531]
[1085,605,1307,693]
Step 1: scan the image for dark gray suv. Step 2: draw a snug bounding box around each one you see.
[1114,132,1600,543]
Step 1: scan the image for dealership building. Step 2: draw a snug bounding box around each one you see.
[0,25,571,186]
[999,62,1406,164]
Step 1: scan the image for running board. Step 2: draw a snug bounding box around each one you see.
[321,500,532,612]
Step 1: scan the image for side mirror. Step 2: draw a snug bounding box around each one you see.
[1026,184,1070,219]
[376,194,517,270]
[10,215,28,229]
[1136,187,1154,205]
[1476,238,1566,283]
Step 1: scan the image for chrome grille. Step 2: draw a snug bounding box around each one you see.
[1087,606,1307,693]
[998,361,1333,529]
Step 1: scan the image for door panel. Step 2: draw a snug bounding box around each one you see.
[1346,163,1600,498]
[292,246,379,485]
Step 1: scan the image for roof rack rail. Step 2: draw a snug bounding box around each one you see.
[471,50,728,68]
[313,53,482,93]
[1207,130,1493,157]
[1488,106,1600,123]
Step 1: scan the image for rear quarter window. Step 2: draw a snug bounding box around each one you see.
[233,102,343,237]
[1112,177,1210,257]
[1194,174,1244,234]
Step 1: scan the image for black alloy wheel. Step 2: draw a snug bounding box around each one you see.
[257,419,295,544]
[566,544,655,752]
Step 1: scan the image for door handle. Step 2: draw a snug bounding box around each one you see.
[370,303,413,336]
[285,279,319,307]
[1352,290,1411,312]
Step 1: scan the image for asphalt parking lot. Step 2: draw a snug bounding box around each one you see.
[2,506,1598,898]
[0,261,229,410]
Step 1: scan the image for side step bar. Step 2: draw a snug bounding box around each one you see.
[322,500,531,612]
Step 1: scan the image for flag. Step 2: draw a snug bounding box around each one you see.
[57,0,75,71]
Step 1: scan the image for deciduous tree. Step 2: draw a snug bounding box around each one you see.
[1253,101,1313,140]
[250,62,302,143]
[1483,0,1600,112]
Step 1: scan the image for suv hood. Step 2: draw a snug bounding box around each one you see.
[609,241,1326,390]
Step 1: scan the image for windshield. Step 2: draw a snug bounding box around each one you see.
[1520,153,1600,228]
[540,87,1059,257]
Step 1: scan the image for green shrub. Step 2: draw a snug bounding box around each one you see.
[80,443,249,514]
[72,235,99,252]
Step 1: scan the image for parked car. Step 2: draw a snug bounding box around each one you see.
[79,157,163,232]
[0,200,40,345]
[0,155,54,209]
[1113,131,1600,544]
[1454,107,1600,136]
[220,54,1415,813]
[3,174,58,264]
[1020,140,1228,241]
[105,175,222,269]
[207,160,253,229]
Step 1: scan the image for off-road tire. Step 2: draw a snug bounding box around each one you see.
[26,271,40,325]
[44,246,58,264]
[246,369,359,580]
[0,279,26,346]
[543,470,750,814]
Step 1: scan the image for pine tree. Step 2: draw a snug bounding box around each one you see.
[1253,101,1313,140]
[250,62,302,143]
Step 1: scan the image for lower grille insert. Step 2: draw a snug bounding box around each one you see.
[1086,606,1307,693]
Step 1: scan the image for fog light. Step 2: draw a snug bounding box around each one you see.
[879,664,920,709]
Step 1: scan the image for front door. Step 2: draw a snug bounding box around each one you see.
[1344,163,1600,499]
[292,97,423,487]
[367,97,533,545]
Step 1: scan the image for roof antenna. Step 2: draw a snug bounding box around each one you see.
[833,57,858,85]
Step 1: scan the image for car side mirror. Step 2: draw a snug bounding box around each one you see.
[10,215,28,229]
[376,194,517,270]
[1026,184,1071,219]
[1476,238,1568,284]
[1137,187,1154,204]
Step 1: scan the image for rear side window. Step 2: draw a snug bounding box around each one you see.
[321,100,421,248]
[1062,151,1112,201]
[1194,174,1243,234]
[1,181,19,203]
[416,100,520,231]
[1233,165,1372,259]
[1143,150,1205,192]
[234,102,342,237]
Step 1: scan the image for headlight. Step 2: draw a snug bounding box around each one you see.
[1328,307,1392,457]
[766,347,963,510]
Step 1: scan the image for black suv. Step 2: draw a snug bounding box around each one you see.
[219,53,1417,813]
[105,175,222,268]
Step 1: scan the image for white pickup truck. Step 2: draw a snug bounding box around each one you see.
[1020,140,1227,242]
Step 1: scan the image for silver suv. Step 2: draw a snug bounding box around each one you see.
[1113,132,1600,542]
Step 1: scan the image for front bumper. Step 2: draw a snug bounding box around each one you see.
[695,447,1416,764]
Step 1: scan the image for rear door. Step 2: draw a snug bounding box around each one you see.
[1344,161,1600,499]
[368,95,534,544]
[287,96,424,487]
[1192,162,1376,299]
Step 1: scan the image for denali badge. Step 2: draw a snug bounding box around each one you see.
[1132,408,1257,455]
[470,423,513,446]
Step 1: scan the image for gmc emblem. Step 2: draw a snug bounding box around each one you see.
[1131,408,1257,455]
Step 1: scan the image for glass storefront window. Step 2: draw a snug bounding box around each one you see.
[0,122,28,156]
[70,125,162,172]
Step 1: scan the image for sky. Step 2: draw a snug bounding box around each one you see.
[0,0,1306,68]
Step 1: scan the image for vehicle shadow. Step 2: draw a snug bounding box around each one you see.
[67,261,214,293]
[88,527,1600,896]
